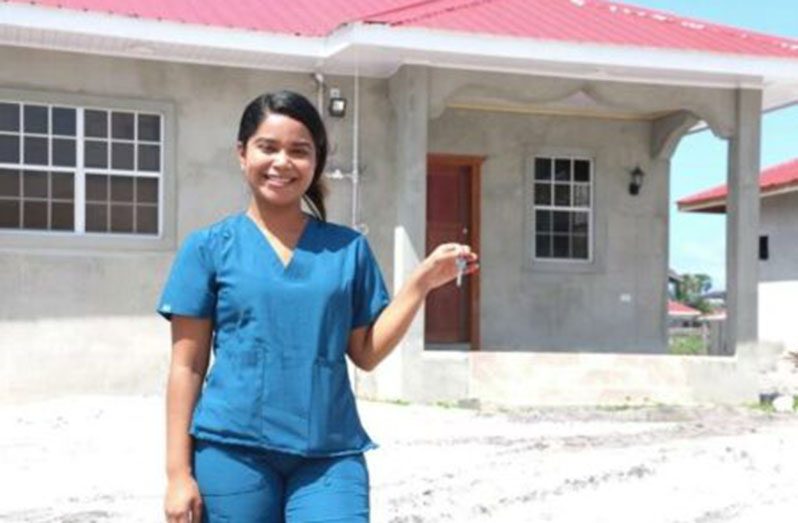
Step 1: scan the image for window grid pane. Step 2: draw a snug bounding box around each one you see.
[533,156,592,261]
[1,101,162,236]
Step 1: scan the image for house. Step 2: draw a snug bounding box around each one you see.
[667,300,701,328]
[2,0,798,405]
[679,158,798,352]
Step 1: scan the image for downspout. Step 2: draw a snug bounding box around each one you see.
[351,58,361,231]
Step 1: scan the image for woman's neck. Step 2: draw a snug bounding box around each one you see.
[246,200,307,235]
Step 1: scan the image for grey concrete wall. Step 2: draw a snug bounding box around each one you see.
[0,46,397,402]
[758,192,798,350]
[760,192,798,283]
[429,108,669,352]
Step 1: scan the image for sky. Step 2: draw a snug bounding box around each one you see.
[625,0,798,291]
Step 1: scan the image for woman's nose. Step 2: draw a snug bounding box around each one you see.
[271,149,291,167]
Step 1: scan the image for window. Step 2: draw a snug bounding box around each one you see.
[0,101,162,236]
[532,156,592,261]
[759,235,769,261]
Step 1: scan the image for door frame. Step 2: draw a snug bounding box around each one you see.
[427,153,484,351]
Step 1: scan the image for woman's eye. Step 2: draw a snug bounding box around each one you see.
[259,144,278,154]
[290,148,310,157]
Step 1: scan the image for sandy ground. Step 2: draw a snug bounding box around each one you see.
[1,396,797,523]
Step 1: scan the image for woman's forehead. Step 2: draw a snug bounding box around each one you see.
[252,113,313,143]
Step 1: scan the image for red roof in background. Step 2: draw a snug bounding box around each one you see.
[678,158,798,213]
[668,300,701,317]
[7,0,798,59]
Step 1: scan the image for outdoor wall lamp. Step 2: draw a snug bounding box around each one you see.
[629,166,645,195]
[328,88,347,118]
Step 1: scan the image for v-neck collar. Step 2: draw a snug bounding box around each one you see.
[241,211,315,275]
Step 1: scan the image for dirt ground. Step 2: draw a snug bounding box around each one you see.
[1,396,797,523]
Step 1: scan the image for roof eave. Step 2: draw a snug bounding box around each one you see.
[3,3,798,111]
[333,23,798,109]
[0,2,326,74]
[678,182,798,213]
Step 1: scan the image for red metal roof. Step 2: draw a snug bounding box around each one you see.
[363,0,798,59]
[668,300,702,317]
[8,0,798,59]
[4,0,412,36]
[678,158,798,213]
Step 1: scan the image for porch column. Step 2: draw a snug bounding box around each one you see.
[726,88,762,355]
[387,65,429,399]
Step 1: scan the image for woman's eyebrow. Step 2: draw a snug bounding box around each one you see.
[252,137,312,148]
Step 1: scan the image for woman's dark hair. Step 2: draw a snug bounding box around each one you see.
[237,90,328,221]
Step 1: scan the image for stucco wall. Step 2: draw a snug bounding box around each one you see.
[758,192,798,350]
[429,108,669,352]
[759,192,798,283]
[0,46,396,402]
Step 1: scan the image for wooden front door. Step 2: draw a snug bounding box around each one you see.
[425,154,482,350]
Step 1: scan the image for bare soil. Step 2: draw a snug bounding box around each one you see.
[1,396,797,522]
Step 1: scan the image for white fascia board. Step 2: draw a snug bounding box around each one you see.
[677,200,726,213]
[336,23,798,88]
[0,2,324,62]
[679,184,798,213]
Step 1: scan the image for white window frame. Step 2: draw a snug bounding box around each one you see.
[529,154,595,264]
[0,88,176,252]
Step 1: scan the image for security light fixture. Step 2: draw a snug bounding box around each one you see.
[328,88,347,118]
[629,166,645,196]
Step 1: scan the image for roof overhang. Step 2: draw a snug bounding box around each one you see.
[678,182,798,213]
[2,2,798,111]
[669,311,702,318]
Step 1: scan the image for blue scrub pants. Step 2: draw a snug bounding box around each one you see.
[194,440,369,522]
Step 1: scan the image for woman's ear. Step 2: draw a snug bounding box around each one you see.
[236,142,246,171]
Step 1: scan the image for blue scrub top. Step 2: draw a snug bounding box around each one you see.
[157,212,390,457]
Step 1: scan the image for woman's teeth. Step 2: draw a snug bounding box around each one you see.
[265,175,294,185]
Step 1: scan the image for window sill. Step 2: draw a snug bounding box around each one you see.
[523,257,604,274]
[0,229,175,253]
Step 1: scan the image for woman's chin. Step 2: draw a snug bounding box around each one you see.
[252,188,303,208]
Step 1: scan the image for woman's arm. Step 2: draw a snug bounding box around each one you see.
[348,243,478,371]
[164,316,212,522]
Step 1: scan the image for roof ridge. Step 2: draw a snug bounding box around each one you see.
[362,0,502,25]
[357,0,458,21]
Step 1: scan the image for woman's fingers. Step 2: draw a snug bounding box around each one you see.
[191,497,203,522]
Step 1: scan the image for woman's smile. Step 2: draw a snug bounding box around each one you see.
[262,173,298,187]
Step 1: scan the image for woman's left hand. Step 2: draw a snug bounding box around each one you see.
[413,243,479,294]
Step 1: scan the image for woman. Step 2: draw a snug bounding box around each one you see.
[158,90,478,522]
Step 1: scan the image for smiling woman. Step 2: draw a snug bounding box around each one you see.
[157,90,479,523]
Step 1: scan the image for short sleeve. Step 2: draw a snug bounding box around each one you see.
[351,235,390,329]
[157,230,217,321]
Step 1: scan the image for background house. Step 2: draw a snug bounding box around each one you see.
[679,158,798,353]
[2,0,798,405]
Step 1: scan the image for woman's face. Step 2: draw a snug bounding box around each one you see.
[238,112,316,209]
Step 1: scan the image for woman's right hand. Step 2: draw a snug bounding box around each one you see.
[165,472,203,523]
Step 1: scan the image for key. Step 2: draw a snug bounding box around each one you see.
[456,255,467,287]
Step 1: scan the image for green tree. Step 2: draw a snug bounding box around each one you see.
[675,273,713,313]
